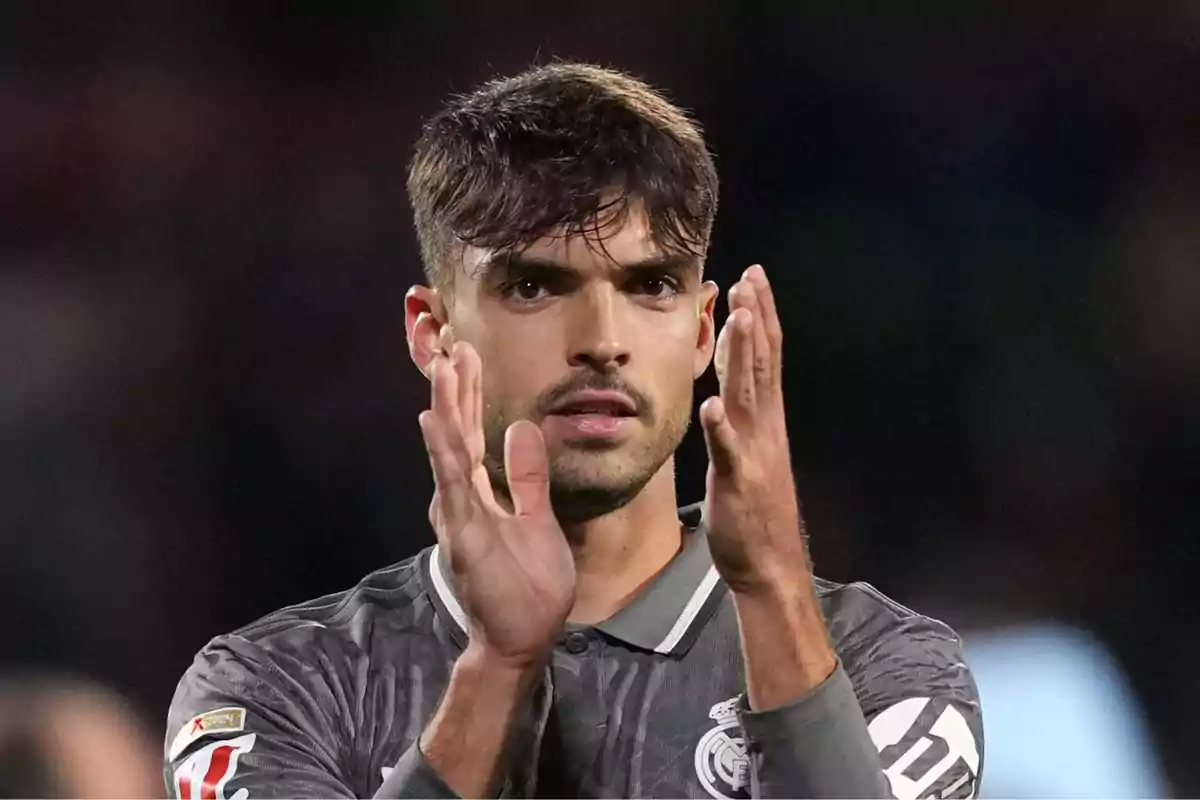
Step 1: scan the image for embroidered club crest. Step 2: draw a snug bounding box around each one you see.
[694,697,752,800]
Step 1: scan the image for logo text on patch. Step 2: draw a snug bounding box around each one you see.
[170,707,247,761]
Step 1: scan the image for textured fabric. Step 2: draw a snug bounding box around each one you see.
[375,742,456,799]
[164,507,984,799]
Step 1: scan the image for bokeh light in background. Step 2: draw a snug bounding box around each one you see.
[2,2,1197,797]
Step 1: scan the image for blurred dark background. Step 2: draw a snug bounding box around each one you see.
[2,2,1197,796]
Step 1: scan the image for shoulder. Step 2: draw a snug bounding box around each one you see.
[815,576,979,720]
[165,550,450,776]
[227,549,435,658]
[817,579,985,797]
[816,577,963,656]
[167,550,443,744]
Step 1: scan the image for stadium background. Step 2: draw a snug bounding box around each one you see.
[2,2,1197,796]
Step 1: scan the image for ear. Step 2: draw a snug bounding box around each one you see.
[693,280,719,380]
[404,285,449,379]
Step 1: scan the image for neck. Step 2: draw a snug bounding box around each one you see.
[561,458,684,625]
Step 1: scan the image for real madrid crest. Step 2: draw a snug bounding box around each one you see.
[693,696,752,800]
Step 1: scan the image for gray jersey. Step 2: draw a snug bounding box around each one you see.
[165,504,983,799]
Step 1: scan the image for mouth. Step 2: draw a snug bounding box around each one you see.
[544,391,639,441]
[548,392,638,418]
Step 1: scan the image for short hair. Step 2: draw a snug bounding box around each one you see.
[407,62,719,289]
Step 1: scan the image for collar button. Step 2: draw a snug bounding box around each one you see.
[563,630,590,654]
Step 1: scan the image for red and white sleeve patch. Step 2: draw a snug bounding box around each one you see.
[169,707,247,761]
[172,732,256,800]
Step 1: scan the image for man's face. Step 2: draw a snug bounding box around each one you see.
[441,210,717,522]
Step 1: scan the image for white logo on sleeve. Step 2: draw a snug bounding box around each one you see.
[173,732,256,800]
[694,697,752,800]
[169,707,247,761]
[868,698,980,799]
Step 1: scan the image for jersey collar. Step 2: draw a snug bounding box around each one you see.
[422,502,726,657]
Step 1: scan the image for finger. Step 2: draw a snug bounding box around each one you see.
[739,278,773,393]
[430,353,463,438]
[745,265,783,376]
[504,419,552,519]
[469,345,485,462]
[427,491,440,533]
[454,342,473,433]
[433,353,484,495]
[699,395,739,477]
[722,304,757,424]
[418,409,471,528]
[443,347,502,513]
[713,312,732,387]
[452,341,484,464]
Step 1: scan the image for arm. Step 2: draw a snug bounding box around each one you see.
[376,646,544,799]
[165,635,355,800]
[731,578,893,798]
[699,267,983,797]
[735,605,985,800]
[387,344,573,797]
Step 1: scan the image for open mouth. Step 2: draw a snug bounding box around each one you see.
[545,392,639,439]
[553,402,636,417]
[549,391,638,418]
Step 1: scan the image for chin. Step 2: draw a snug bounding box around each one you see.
[547,478,644,526]
[547,458,656,525]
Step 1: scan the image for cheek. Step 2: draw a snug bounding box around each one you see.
[647,314,701,361]
[642,323,702,395]
[475,337,555,412]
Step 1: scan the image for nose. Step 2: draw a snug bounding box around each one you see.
[567,284,630,371]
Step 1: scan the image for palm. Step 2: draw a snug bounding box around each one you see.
[700,266,807,592]
[420,342,576,663]
[449,467,575,658]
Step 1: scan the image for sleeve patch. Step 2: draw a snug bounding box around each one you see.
[169,707,247,761]
[172,732,256,800]
[868,698,980,799]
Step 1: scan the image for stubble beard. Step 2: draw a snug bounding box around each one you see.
[482,401,691,527]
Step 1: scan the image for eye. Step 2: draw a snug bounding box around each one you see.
[499,274,565,305]
[507,278,548,302]
[632,274,682,298]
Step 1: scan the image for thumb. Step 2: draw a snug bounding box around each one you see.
[700,395,738,477]
[504,419,552,518]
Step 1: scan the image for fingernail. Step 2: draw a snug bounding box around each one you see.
[745,264,765,281]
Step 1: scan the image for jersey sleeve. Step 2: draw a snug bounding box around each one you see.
[858,613,984,799]
[736,612,984,799]
[164,634,356,799]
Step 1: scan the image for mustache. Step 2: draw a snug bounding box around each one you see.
[535,372,653,419]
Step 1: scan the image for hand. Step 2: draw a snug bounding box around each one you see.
[418,341,576,667]
[699,265,809,594]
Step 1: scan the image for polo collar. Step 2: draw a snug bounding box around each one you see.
[422,502,725,657]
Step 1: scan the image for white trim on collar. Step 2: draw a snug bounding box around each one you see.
[428,544,468,633]
[653,565,720,653]
[428,542,723,656]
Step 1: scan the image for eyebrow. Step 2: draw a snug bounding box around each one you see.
[471,252,699,284]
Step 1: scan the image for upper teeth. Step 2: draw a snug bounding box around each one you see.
[570,405,618,415]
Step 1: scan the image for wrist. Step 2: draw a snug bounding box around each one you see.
[717,530,812,596]
[732,572,826,637]
[726,556,810,600]
[733,577,837,706]
[456,642,548,689]
[420,644,547,798]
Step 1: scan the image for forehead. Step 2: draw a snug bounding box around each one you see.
[459,207,662,281]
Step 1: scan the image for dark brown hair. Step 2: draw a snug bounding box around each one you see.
[407,62,719,288]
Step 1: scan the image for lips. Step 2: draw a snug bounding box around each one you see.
[549,391,637,417]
